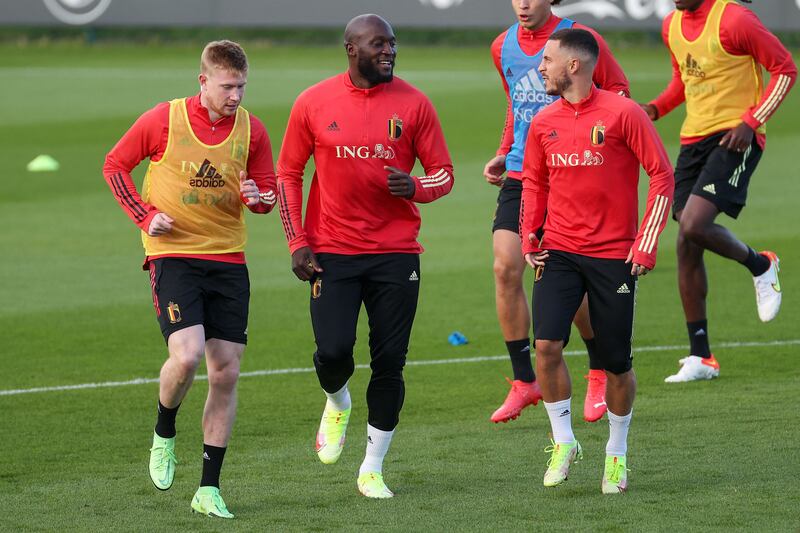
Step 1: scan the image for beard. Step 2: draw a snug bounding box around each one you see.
[358,55,393,85]
[546,73,572,96]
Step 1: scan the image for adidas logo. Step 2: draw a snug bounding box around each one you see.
[695,329,706,336]
[409,270,419,282]
[367,436,373,445]
[203,452,210,461]
[617,283,631,294]
[559,409,570,417]
[702,183,716,195]
[521,345,531,352]
[511,67,554,106]
[189,159,225,187]
[685,53,706,78]
[505,67,513,78]
[327,121,340,131]
[548,130,558,139]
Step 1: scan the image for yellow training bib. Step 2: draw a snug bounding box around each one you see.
[669,0,765,138]
[141,98,251,256]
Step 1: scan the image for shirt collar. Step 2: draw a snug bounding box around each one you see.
[517,14,560,42]
[342,71,390,95]
[559,85,599,112]
[186,93,235,127]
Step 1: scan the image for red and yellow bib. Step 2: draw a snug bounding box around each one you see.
[141,98,250,256]
[669,0,765,138]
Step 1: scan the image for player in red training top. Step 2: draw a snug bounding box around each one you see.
[104,40,277,518]
[521,29,674,494]
[277,14,453,499]
[484,0,630,426]
[641,0,796,383]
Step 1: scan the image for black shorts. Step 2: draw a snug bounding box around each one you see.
[532,250,636,374]
[673,131,763,220]
[492,178,522,233]
[149,257,249,345]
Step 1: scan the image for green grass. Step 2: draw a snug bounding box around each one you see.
[1,43,798,531]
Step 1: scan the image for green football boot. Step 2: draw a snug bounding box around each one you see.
[357,472,394,499]
[191,486,234,519]
[149,432,178,490]
[601,454,629,494]
[543,439,582,487]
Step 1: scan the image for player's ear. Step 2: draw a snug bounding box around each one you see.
[198,73,208,90]
[344,42,356,57]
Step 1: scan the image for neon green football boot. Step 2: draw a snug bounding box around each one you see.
[315,400,351,464]
[191,486,234,518]
[601,455,629,494]
[357,472,394,499]
[149,432,178,490]
[543,439,582,487]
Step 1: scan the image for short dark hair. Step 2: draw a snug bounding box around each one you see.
[550,0,564,5]
[548,28,599,63]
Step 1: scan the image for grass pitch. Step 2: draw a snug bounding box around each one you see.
[0,42,798,531]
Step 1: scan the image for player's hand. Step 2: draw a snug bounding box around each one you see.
[525,250,549,269]
[639,103,658,121]
[625,249,650,276]
[483,155,506,186]
[147,212,174,236]
[291,246,323,281]
[718,122,754,153]
[385,166,415,199]
[239,170,260,207]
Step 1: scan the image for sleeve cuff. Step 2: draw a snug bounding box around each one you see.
[741,113,762,131]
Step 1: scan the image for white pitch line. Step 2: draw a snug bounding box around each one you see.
[1,339,797,397]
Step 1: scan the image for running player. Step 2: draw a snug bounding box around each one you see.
[522,29,674,493]
[103,40,277,518]
[485,0,630,424]
[277,14,453,499]
[640,0,796,383]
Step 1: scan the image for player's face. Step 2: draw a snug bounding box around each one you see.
[199,68,247,118]
[539,40,572,96]
[674,0,704,10]
[351,23,397,86]
[512,0,553,30]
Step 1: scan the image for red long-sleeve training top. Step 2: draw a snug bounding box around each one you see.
[649,0,797,149]
[491,14,630,168]
[103,94,277,264]
[521,87,674,270]
[277,72,454,255]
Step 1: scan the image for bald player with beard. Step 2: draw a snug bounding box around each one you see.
[277,14,454,499]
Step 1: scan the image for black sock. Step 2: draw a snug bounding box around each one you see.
[507,338,535,382]
[200,444,227,488]
[154,401,180,438]
[740,247,770,276]
[687,320,711,358]
[583,337,602,370]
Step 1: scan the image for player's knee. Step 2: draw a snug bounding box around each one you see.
[679,215,708,245]
[208,360,240,390]
[493,255,524,287]
[535,339,562,362]
[314,342,355,366]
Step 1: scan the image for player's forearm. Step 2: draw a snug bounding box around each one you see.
[276,176,307,252]
[411,167,454,203]
[103,169,157,231]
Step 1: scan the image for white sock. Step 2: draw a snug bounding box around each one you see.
[359,424,395,475]
[606,409,632,456]
[543,398,575,444]
[325,383,351,411]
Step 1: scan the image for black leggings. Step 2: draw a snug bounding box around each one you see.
[310,253,420,431]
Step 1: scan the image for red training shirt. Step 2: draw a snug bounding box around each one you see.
[277,72,454,255]
[491,13,631,177]
[103,94,277,265]
[521,87,674,270]
[649,0,797,149]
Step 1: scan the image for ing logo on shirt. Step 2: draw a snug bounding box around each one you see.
[334,144,396,160]
[549,150,604,167]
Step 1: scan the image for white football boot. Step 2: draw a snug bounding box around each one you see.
[753,251,781,322]
[664,355,720,383]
